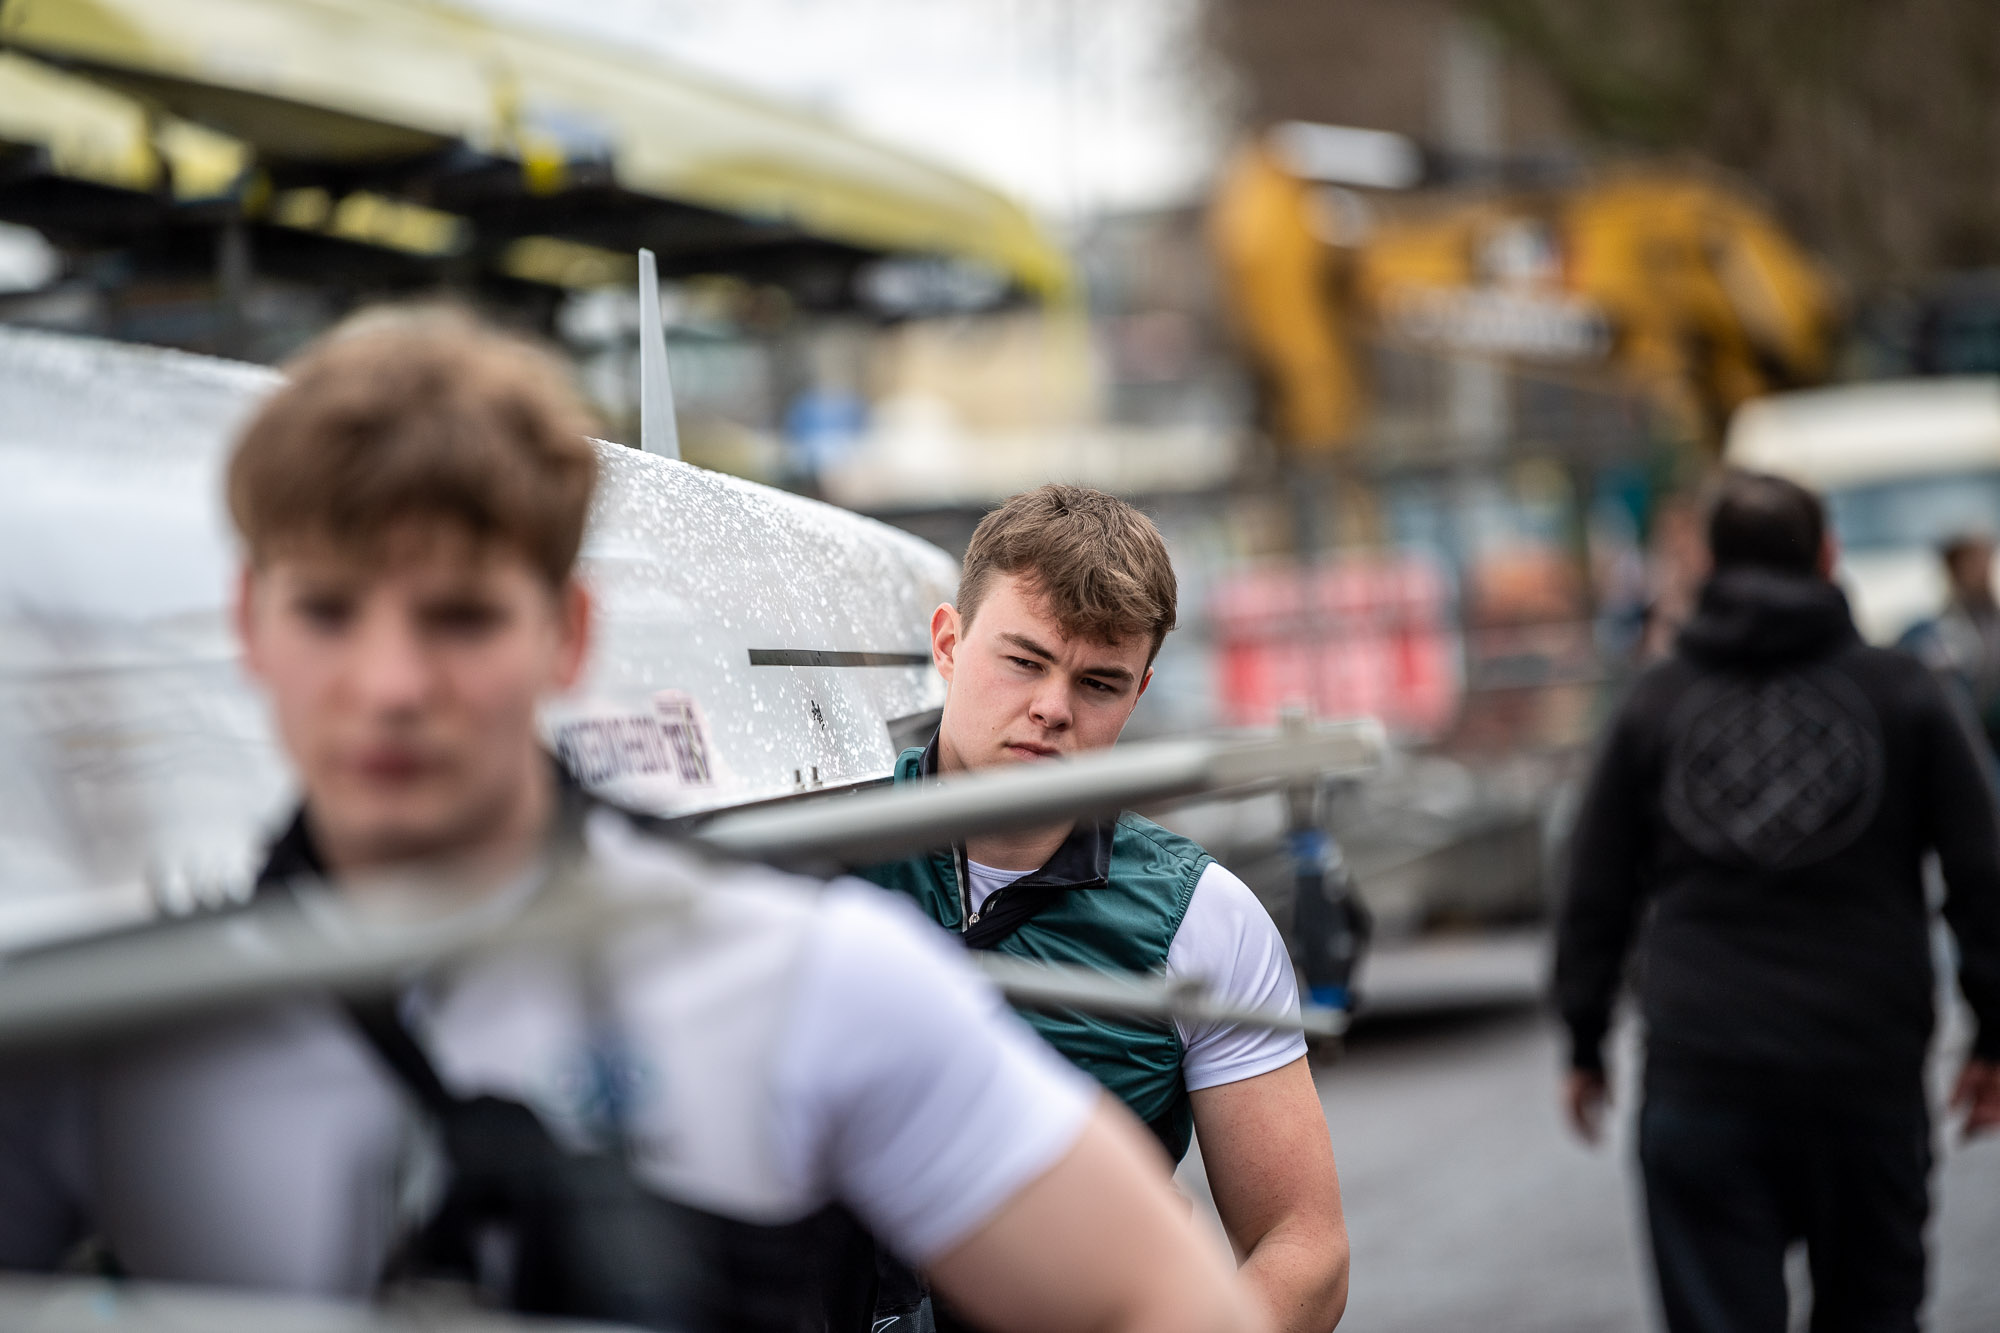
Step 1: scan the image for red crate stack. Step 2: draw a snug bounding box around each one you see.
[1212,555,1462,736]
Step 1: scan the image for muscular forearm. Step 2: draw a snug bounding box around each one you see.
[1104,1282,1267,1333]
[931,1103,1267,1333]
[1239,1221,1350,1333]
[1191,1060,1348,1332]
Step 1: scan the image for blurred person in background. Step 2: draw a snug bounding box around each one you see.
[1555,470,2000,1333]
[1638,494,1711,661]
[863,485,1348,1333]
[0,317,1267,1333]
[1898,533,2000,762]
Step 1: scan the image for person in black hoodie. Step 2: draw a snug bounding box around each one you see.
[1555,470,2000,1333]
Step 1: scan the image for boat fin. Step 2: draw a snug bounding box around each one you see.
[637,248,680,460]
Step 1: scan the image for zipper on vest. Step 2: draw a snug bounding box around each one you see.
[953,844,979,929]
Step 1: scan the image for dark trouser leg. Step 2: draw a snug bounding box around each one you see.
[1639,1096,1793,1333]
[1798,1105,1931,1333]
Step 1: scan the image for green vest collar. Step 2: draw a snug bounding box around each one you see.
[899,738,1114,891]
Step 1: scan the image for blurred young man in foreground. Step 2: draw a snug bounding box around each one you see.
[864,485,1348,1333]
[1557,471,2000,1333]
[0,317,1263,1333]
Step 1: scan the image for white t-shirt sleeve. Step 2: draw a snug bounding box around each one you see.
[771,883,1097,1265]
[1168,862,1308,1091]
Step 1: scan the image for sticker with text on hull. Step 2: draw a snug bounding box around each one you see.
[549,691,721,808]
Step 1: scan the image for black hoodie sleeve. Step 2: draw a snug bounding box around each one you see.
[1554,692,1657,1074]
[1914,672,2000,1061]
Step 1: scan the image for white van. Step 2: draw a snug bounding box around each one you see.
[1724,378,2000,643]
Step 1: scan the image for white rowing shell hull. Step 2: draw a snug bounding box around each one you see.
[0,328,953,924]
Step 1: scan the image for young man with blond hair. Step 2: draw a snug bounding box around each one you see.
[0,318,1265,1333]
[865,484,1350,1332]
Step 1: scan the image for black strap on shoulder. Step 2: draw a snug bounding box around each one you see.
[255,783,885,1331]
[344,997,457,1115]
[341,973,881,1333]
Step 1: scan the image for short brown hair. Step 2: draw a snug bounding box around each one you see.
[958,484,1178,660]
[227,309,599,585]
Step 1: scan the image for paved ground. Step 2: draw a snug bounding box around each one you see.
[1177,939,2000,1331]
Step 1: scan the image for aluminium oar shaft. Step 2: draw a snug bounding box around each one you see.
[0,890,1341,1046]
[973,955,1348,1039]
[694,723,1384,869]
[0,730,1380,1048]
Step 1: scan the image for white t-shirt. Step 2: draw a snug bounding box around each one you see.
[0,812,1096,1295]
[963,857,1307,1091]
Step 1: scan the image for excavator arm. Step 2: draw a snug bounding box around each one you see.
[1208,134,1837,454]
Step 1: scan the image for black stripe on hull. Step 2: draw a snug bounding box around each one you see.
[747,649,931,668]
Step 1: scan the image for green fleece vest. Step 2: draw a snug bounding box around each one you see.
[858,745,1211,1162]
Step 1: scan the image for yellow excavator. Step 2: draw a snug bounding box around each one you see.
[1209,130,1839,453]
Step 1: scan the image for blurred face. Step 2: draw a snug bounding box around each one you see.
[931,572,1152,775]
[237,526,589,874]
[1950,543,1995,602]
